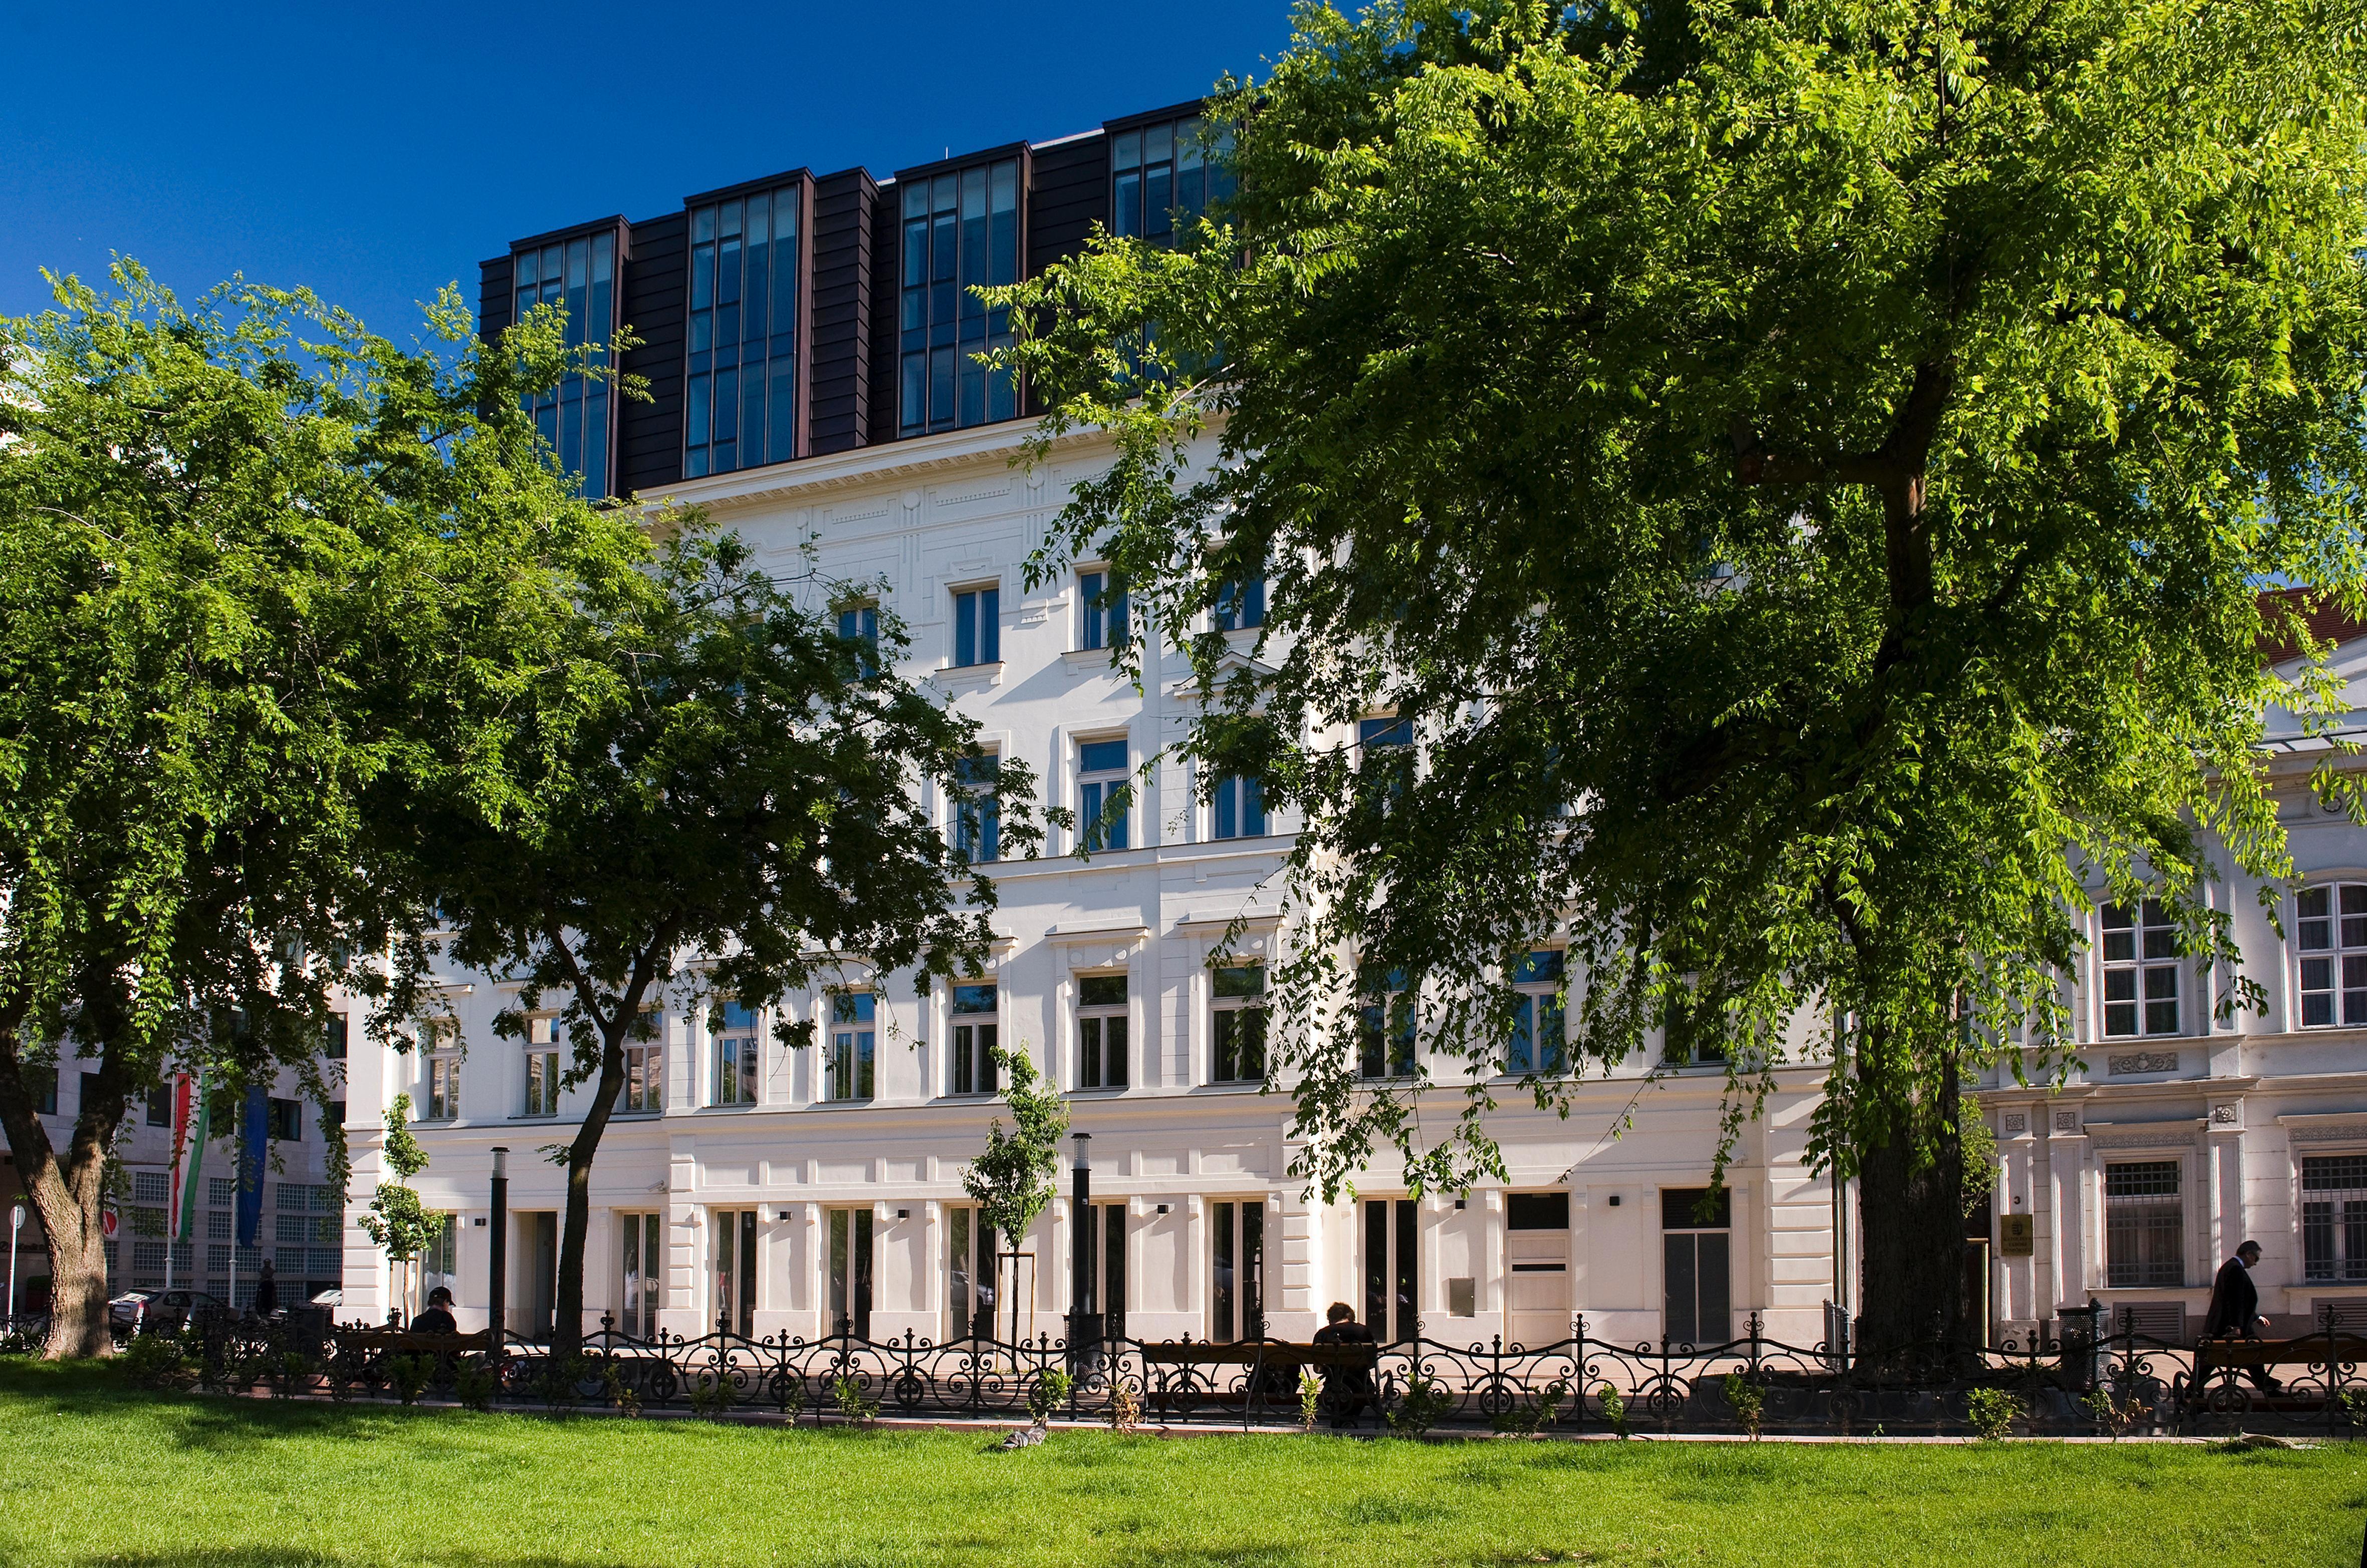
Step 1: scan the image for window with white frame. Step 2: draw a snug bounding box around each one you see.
[619,1212,661,1338]
[952,753,1001,864]
[524,1017,561,1117]
[1077,738,1130,851]
[2302,1154,2367,1282]
[1211,965,1266,1083]
[1358,967,1415,1080]
[422,1022,461,1119]
[1212,771,1265,840]
[950,983,998,1096]
[953,584,1000,667]
[827,992,876,1101]
[836,601,879,679]
[1214,569,1264,631]
[1359,714,1413,811]
[624,1012,664,1113]
[2103,1160,2184,1287]
[1077,974,1128,1089]
[2100,899,2180,1037]
[1078,569,1128,651]
[1509,950,1567,1075]
[2296,884,2367,1027]
[712,1001,760,1106]
[948,1205,999,1341]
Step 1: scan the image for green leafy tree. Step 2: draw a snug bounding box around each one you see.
[960,1041,1068,1343]
[377,485,1033,1365]
[1001,0,2367,1349]
[0,266,448,1357]
[357,1094,437,1316]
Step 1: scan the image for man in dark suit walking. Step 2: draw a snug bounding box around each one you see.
[2203,1239,2281,1394]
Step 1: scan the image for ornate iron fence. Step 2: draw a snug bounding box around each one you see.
[181,1303,2366,1438]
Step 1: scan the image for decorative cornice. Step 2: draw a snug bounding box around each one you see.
[2287,1121,2367,1144]
[2107,1051,2181,1076]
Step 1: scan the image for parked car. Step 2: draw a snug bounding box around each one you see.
[108,1288,226,1334]
[307,1287,342,1312]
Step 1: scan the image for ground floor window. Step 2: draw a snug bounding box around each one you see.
[712,1209,757,1336]
[829,1208,874,1338]
[1082,1202,1126,1341]
[1506,1191,1571,1342]
[1662,1187,1731,1348]
[949,1207,1000,1341]
[2303,1155,2367,1283]
[2103,1160,2184,1288]
[619,1212,661,1338]
[1363,1198,1417,1344]
[1211,1199,1265,1341]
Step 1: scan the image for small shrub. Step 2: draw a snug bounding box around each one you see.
[598,1358,639,1418]
[1027,1367,1074,1427]
[832,1374,880,1424]
[1108,1375,1142,1434]
[454,1357,500,1413]
[1383,1376,1455,1437]
[1723,1374,1765,1441]
[538,1352,585,1410]
[1492,1380,1568,1437]
[688,1373,739,1417]
[2082,1384,2141,1439]
[273,1351,313,1399]
[1298,1370,1322,1433]
[1596,1383,1631,1439]
[1965,1386,2020,1442]
[383,1353,431,1406]
[120,1330,190,1391]
[2338,1387,2367,1427]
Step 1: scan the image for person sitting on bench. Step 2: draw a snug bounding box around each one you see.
[2203,1240,2282,1395]
[411,1286,458,1337]
[1313,1302,1376,1428]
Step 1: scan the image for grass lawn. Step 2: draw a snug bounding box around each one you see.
[3,1361,2362,1567]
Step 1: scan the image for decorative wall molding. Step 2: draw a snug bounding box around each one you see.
[2086,1128,2199,1150]
[2288,1122,2367,1144]
[2210,1103,2241,1127]
[2053,1111,2082,1134]
[2107,1051,2180,1076]
[2003,1113,2028,1134]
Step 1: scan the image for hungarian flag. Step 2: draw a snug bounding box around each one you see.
[166,1073,209,1243]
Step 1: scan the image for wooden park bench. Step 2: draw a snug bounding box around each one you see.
[2192,1331,2367,1390]
[1137,1339,1383,1417]
[331,1327,494,1362]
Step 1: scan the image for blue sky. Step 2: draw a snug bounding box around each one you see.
[0,0,1294,339]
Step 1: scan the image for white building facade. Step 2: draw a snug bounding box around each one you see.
[334,418,2367,1353]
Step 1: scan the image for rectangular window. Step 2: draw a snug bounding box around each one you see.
[1359,714,1413,809]
[1077,974,1129,1090]
[1111,116,1231,244]
[953,585,1000,667]
[1661,978,1726,1068]
[1359,969,1416,1080]
[828,992,876,1101]
[624,1013,664,1114]
[267,1098,302,1142]
[1210,1198,1264,1341]
[208,1178,234,1208]
[683,186,802,478]
[2101,899,2181,1037]
[1363,1197,1417,1344]
[712,1001,760,1107]
[951,984,999,1096]
[1212,772,1265,840]
[524,1016,562,1118]
[899,159,1018,436]
[423,1025,461,1120]
[1077,570,1129,652]
[323,1014,348,1061]
[1506,1192,1572,1329]
[512,228,619,498]
[2301,1155,2367,1283]
[147,1083,171,1128]
[2296,884,2367,1027]
[1211,966,1267,1084]
[619,1212,662,1338]
[1662,1188,1732,1348]
[952,754,1001,864]
[828,1207,874,1338]
[836,603,879,679]
[2103,1160,2185,1287]
[26,1065,55,1116]
[1077,737,1130,852]
[1096,1202,1127,1342]
[712,1208,758,1336]
[135,1171,169,1206]
[1215,572,1264,632]
[1509,950,1568,1075]
[948,1207,1000,1341]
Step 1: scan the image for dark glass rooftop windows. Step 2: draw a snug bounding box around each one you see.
[899,159,1019,437]
[686,184,803,479]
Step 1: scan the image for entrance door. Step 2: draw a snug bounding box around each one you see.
[1661,1188,1731,1348]
[1210,1200,1263,1341]
[948,1208,1000,1341]
[1096,1203,1126,1342]
[1505,1192,1571,1348]
[519,1212,558,1341]
[712,1210,757,1336]
[828,1208,873,1338]
[619,1213,661,1339]
[1363,1198,1418,1344]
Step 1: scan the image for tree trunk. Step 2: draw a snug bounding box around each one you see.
[1853,1049,1966,1357]
[548,1015,632,1367]
[0,1014,131,1360]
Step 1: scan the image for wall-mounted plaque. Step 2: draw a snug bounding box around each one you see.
[2000,1214,2035,1256]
